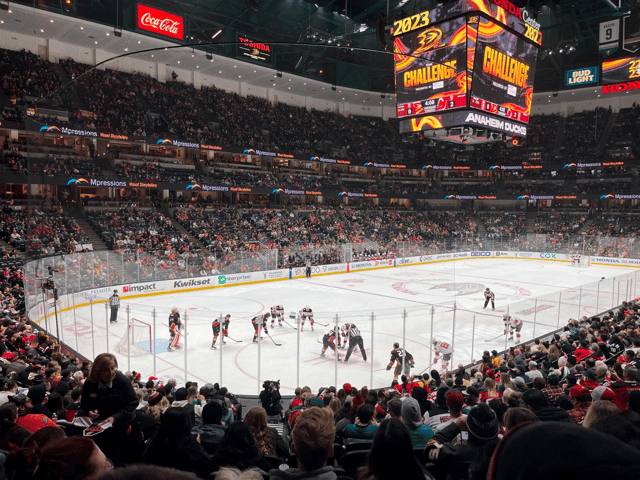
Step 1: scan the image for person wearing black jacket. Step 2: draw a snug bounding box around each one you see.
[259,380,283,420]
[77,353,141,464]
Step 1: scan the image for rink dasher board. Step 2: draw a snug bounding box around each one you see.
[28,251,640,325]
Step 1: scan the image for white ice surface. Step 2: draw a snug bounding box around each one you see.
[60,259,640,395]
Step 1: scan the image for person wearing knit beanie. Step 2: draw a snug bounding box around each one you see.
[401,397,434,448]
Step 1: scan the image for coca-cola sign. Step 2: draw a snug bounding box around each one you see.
[137,4,184,40]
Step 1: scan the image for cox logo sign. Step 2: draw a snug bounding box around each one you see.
[540,253,556,259]
[419,256,433,262]
[471,252,491,257]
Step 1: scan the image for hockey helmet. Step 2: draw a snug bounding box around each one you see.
[393,342,400,349]
[225,314,231,318]
[432,338,437,346]
[485,288,490,292]
[172,307,178,313]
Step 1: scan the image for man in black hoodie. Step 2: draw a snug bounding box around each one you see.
[521,388,572,423]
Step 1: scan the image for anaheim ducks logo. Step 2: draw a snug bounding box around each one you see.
[415,28,443,55]
[429,283,485,296]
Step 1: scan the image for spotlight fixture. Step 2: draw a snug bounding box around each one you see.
[206,53,213,60]
[331,85,337,91]
[277,70,282,78]
[114,28,122,37]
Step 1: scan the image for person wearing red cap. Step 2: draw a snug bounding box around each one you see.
[568,385,592,423]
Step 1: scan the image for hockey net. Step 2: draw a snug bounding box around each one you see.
[113,318,152,356]
[570,255,591,267]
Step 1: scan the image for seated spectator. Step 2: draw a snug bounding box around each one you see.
[426,403,500,480]
[142,407,212,477]
[568,385,592,423]
[212,421,272,472]
[197,401,227,455]
[0,403,30,451]
[487,421,640,479]
[8,394,58,433]
[5,436,113,480]
[343,403,379,440]
[521,389,572,423]
[243,406,288,459]
[358,418,434,480]
[269,407,335,480]
[582,400,622,429]
[611,365,640,410]
[501,407,538,433]
[22,425,66,450]
[401,397,434,448]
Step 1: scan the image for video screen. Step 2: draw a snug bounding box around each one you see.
[395,16,468,119]
[469,20,537,124]
[602,57,640,84]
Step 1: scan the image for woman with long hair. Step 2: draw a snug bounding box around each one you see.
[243,406,288,458]
[211,421,272,472]
[142,407,211,477]
[358,418,433,480]
[497,373,513,394]
[481,377,502,402]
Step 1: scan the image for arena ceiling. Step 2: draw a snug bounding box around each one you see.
[8,0,640,93]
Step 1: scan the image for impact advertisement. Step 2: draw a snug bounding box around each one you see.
[601,56,640,84]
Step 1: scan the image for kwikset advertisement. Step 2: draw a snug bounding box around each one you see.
[469,20,537,124]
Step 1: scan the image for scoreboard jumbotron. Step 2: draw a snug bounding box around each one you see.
[394,0,541,144]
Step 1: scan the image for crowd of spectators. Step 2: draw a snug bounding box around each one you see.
[574,180,632,195]
[0,203,86,257]
[479,212,527,236]
[584,214,640,237]
[115,161,204,184]
[86,208,195,255]
[0,49,72,110]
[560,108,612,163]
[2,274,640,479]
[533,213,587,244]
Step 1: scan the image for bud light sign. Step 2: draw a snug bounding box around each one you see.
[137,4,184,40]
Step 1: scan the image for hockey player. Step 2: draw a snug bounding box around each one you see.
[270,305,284,327]
[320,327,343,359]
[432,338,452,373]
[211,317,225,349]
[167,307,182,351]
[223,314,231,338]
[483,288,495,310]
[387,342,415,381]
[299,306,314,331]
[506,315,523,342]
[169,307,181,330]
[252,313,270,343]
[168,320,181,351]
[342,323,366,363]
[305,258,311,278]
[571,253,581,266]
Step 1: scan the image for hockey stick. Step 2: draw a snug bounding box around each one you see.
[313,321,329,327]
[266,332,282,346]
[418,361,437,376]
[224,336,243,343]
[283,319,298,330]
[484,333,505,342]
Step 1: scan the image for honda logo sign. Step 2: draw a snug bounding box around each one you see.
[137,4,184,40]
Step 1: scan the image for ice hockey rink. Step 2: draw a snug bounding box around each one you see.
[58,258,639,395]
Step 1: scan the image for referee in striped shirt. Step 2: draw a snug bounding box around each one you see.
[109,290,120,323]
[343,323,367,363]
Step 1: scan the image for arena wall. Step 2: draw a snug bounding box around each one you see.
[27,251,640,327]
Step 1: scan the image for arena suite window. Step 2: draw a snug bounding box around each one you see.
[259,380,283,418]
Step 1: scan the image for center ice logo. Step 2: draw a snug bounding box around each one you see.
[429,283,485,296]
